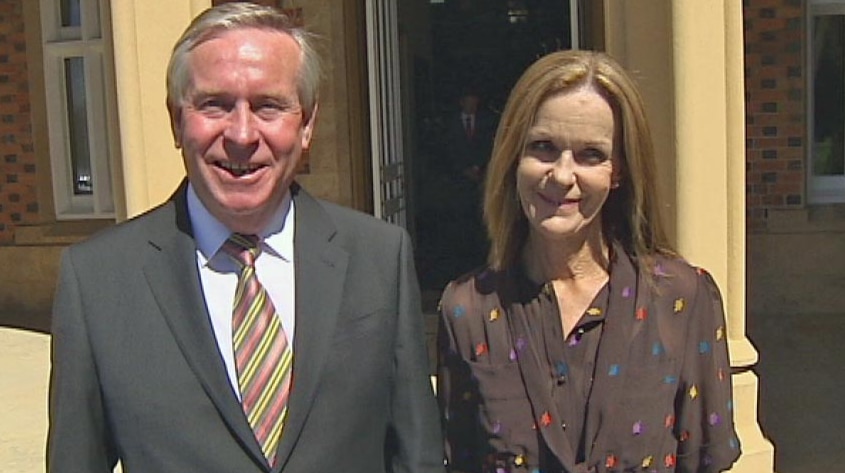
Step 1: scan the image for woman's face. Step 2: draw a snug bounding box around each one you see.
[515,88,620,243]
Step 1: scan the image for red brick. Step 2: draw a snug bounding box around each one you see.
[0,0,37,242]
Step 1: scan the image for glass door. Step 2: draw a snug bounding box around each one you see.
[366,0,591,311]
[393,0,579,303]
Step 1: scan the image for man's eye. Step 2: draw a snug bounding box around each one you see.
[197,99,228,113]
[255,102,282,114]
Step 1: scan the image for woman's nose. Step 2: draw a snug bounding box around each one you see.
[548,152,576,186]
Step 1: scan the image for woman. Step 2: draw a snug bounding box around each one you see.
[437,50,741,473]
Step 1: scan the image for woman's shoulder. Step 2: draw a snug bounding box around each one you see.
[439,266,504,320]
[641,253,723,304]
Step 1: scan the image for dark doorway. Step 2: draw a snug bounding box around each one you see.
[398,0,576,307]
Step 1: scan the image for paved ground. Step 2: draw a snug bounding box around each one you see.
[748,310,845,473]
[0,327,49,473]
[3,308,843,473]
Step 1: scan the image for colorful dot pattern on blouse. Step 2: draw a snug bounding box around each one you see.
[436,248,741,473]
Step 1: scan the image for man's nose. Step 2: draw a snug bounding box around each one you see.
[224,102,259,145]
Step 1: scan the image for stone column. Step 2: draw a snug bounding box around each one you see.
[109,0,210,218]
[605,1,775,471]
[672,2,775,471]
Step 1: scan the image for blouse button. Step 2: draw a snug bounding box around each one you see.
[561,422,567,430]
[556,374,567,385]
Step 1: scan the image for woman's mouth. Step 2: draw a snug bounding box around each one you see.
[540,193,578,206]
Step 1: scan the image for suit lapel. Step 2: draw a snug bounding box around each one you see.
[143,185,267,466]
[273,186,349,471]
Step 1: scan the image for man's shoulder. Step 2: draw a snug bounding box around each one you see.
[67,200,178,256]
[298,190,403,238]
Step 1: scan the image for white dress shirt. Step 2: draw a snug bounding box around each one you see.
[187,184,296,399]
[461,112,475,135]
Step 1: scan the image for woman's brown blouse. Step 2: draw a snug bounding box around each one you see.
[436,248,741,473]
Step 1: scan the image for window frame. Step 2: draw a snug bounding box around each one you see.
[808,1,845,203]
[40,0,118,219]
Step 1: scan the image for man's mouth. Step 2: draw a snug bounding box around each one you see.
[216,161,262,177]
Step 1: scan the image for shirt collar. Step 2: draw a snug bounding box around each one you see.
[187,183,294,267]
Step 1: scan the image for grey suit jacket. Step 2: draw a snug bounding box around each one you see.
[47,183,445,473]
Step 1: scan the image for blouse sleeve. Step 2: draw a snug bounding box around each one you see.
[675,269,742,472]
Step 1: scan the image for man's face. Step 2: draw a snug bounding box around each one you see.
[169,28,315,234]
[460,94,479,114]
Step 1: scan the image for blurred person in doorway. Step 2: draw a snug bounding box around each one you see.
[436,85,498,276]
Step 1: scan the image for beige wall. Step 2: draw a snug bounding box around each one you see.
[603,1,677,245]
[110,0,208,218]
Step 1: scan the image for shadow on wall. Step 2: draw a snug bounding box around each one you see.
[748,229,845,472]
[0,246,62,333]
[748,232,845,315]
[0,311,50,334]
[748,311,845,473]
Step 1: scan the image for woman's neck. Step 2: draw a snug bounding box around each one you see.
[522,229,610,284]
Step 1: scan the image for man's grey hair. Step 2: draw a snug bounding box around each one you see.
[166,2,321,118]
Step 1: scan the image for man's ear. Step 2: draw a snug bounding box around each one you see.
[168,100,183,149]
[301,103,319,149]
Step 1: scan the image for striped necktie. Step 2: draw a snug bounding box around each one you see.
[222,233,292,465]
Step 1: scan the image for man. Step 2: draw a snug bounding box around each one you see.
[435,86,497,277]
[47,3,444,472]
[442,87,496,184]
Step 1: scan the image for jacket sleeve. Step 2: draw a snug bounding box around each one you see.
[47,249,119,472]
[388,229,446,473]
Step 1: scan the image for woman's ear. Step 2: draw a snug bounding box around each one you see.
[611,173,621,189]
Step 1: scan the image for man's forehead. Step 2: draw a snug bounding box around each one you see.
[190,26,296,50]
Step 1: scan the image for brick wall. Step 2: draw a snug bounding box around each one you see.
[743,0,805,232]
[0,0,37,244]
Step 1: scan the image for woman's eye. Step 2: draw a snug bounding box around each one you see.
[527,140,557,153]
[577,148,609,164]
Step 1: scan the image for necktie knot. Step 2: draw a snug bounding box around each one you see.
[223,233,261,268]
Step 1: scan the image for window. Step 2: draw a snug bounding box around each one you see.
[809,1,845,203]
[41,0,118,218]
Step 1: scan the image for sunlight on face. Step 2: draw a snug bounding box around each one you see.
[516,87,620,244]
[169,28,315,234]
